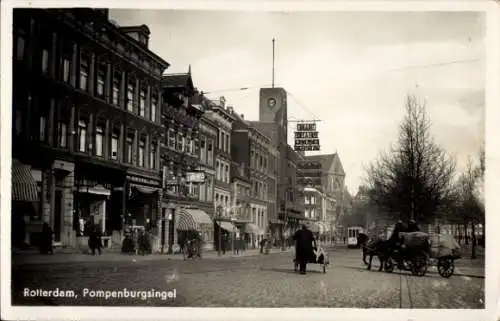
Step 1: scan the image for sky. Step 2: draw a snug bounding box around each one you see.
[110,10,485,196]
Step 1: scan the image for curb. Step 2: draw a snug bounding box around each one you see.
[11,249,295,266]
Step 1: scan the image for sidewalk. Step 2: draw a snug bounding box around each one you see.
[11,247,295,266]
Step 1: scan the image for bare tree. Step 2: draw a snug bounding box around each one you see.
[454,154,485,259]
[365,95,456,225]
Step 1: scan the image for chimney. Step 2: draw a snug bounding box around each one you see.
[240,114,244,119]
[227,106,234,114]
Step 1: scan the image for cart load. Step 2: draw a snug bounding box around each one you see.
[428,233,461,259]
[400,231,430,250]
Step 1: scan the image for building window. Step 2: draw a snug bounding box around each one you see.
[168,130,175,148]
[78,120,87,152]
[16,35,25,61]
[15,110,22,136]
[126,136,133,163]
[39,116,47,142]
[216,161,220,180]
[127,83,134,112]
[111,131,119,160]
[41,48,50,73]
[112,75,120,106]
[79,53,89,91]
[151,96,157,122]
[150,142,157,169]
[225,165,229,183]
[62,58,71,83]
[176,134,183,152]
[96,64,106,98]
[57,122,67,148]
[138,139,145,167]
[95,126,104,156]
[185,137,191,154]
[139,89,146,117]
[225,134,229,153]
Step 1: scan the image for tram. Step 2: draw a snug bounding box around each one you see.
[347,226,365,248]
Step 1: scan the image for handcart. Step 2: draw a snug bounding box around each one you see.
[293,246,330,273]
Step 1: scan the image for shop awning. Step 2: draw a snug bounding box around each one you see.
[218,221,236,232]
[131,184,159,195]
[11,159,39,202]
[245,223,264,235]
[77,184,111,196]
[177,208,212,231]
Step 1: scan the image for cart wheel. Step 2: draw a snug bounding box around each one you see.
[438,258,454,278]
[411,258,428,277]
[384,259,394,273]
[323,264,326,273]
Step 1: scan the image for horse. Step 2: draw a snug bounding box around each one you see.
[363,238,392,271]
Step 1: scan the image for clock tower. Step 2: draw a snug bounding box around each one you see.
[259,87,288,139]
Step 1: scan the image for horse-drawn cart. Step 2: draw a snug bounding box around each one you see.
[382,232,461,278]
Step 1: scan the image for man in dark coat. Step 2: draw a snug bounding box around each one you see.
[407,219,420,232]
[41,222,53,254]
[293,224,316,274]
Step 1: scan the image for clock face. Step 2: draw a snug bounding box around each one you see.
[267,97,277,108]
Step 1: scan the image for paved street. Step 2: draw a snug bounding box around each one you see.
[11,246,484,308]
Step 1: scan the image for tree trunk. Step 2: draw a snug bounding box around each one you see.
[464,223,469,245]
[471,222,476,259]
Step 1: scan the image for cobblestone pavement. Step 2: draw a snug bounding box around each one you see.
[11,246,484,308]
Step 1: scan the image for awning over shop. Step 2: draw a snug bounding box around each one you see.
[131,184,159,195]
[245,223,264,235]
[218,221,236,233]
[77,184,111,196]
[11,159,38,202]
[177,208,212,231]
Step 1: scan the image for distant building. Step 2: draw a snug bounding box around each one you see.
[297,153,346,237]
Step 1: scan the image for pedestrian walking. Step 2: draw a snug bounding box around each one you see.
[293,224,316,275]
[88,225,102,255]
[40,222,53,255]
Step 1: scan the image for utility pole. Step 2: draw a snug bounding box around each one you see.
[272,38,275,88]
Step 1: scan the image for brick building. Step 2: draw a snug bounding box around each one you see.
[11,8,169,250]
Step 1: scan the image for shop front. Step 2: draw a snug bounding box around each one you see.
[177,207,213,250]
[73,162,126,251]
[125,170,162,253]
[11,159,41,248]
[244,223,264,249]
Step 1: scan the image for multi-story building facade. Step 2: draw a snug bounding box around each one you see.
[11,8,169,250]
[230,161,252,247]
[159,72,212,253]
[250,87,307,247]
[204,98,236,250]
[298,153,346,240]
